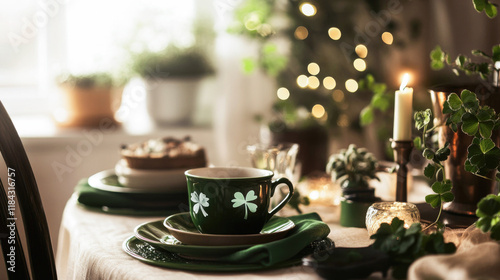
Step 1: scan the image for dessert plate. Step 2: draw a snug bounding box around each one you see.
[88,169,186,194]
[163,212,295,246]
[115,159,186,189]
[123,236,304,272]
[134,220,249,259]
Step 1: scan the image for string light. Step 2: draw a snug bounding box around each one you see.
[381,32,393,45]
[328,27,341,40]
[355,44,368,58]
[300,3,317,16]
[323,77,336,90]
[294,26,309,40]
[307,63,320,75]
[277,87,290,100]
[353,58,367,72]
[297,75,309,88]
[332,89,344,102]
[308,76,320,89]
[345,79,358,92]
[312,104,325,118]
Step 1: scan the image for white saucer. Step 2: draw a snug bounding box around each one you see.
[115,159,186,190]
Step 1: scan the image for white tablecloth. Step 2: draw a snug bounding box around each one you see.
[56,196,377,280]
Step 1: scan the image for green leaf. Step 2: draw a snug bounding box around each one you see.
[423,148,435,160]
[480,138,495,153]
[413,137,422,150]
[476,216,493,232]
[489,223,500,240]
[461,90,479,110]
[447,93,462,111]
[472,49,491,59]
[493,45,500,62]
[477,194,500,216]
[431,180,452,194]
[479,120,494,139]
[442,101,453,114]
[360,107,374,126]
[435,143,451,161]
[426,194,441,208]
[455,55,466,67]
[441,192,455,203]
[430,46,445,70]
[241,58,256,74]
[473,0,487,12]
[485,3,498,18]
[461,113,479,135]
[414,109,432,130]
[423,163,437,179]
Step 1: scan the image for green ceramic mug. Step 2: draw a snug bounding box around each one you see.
[185,167,294,234]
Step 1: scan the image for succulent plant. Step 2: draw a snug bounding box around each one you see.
[326,144,379,189]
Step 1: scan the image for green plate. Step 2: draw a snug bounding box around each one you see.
[123,236,307,272]
[77,202,178,217]
[134,220,249,259]
[164,212,295,246]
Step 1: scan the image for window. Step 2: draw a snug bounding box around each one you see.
[0,0,206,115]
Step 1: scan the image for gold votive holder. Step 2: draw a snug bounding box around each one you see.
[365,201,420,236]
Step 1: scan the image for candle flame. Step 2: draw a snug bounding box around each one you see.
[400,73,410,91]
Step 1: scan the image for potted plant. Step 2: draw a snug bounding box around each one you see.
[130,46,214,126]
[54,72,124,128]
[327,144,381,227]
[424,1,499,215]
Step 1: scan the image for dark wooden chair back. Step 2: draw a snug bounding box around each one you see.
[0,102,57,279]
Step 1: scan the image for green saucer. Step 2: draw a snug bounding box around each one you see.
[163,212,295,246]
[134,220,249,260]
[123,236,308,272]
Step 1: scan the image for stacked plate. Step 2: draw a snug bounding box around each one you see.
[122,212,302,272]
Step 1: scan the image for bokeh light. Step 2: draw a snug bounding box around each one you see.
[345,79,358,92]
[277,87,290,100]
[332,89,344,102]
[323,77,336,90]
[328,27,341,40]
[312,104,326,118]
[337,114,350,127]
[355,44,368,58]
[294,26,309,40]
[297,75,309,88]
[381,32,393,45]
[300,3,317,17]
[308,76,320,89]
[353,58,367,72]
[307,63,320,75]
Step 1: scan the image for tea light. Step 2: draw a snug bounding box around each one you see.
[365,201,420,236]
[299,174,341,206]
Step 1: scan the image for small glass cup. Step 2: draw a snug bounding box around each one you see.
[365,202,420,236]
[246,142,300,183]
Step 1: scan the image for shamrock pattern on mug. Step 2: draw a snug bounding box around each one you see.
[231,190,258,220]
[191,191,209,217]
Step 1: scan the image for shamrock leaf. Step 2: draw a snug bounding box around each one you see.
[414,109,431,130]
[191,191,209,217]
[231,190,258,220]
[461,89,479,110]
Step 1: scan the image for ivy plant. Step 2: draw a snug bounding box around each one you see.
[430,1,499,80]
[413,109,454,229]
[371,217,456,279]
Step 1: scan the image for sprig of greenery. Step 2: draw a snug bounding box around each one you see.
[476,194,500,240]
[371,217,456,279]
[414,109,454,229]
[359,74,393,126]
[430,44,500,80]
[473,0,498,18]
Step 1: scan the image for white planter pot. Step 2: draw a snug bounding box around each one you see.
[145,77,202,125]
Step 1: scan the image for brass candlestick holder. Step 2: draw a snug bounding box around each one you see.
[391,139,413,202]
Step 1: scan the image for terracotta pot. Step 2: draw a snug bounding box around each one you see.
[55,85,122,128]
[429,84,500,215]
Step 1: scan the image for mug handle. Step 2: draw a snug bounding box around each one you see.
[267,177,294,221]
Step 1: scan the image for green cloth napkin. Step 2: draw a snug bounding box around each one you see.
[220,212,330,266]
[75,179,188,212]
